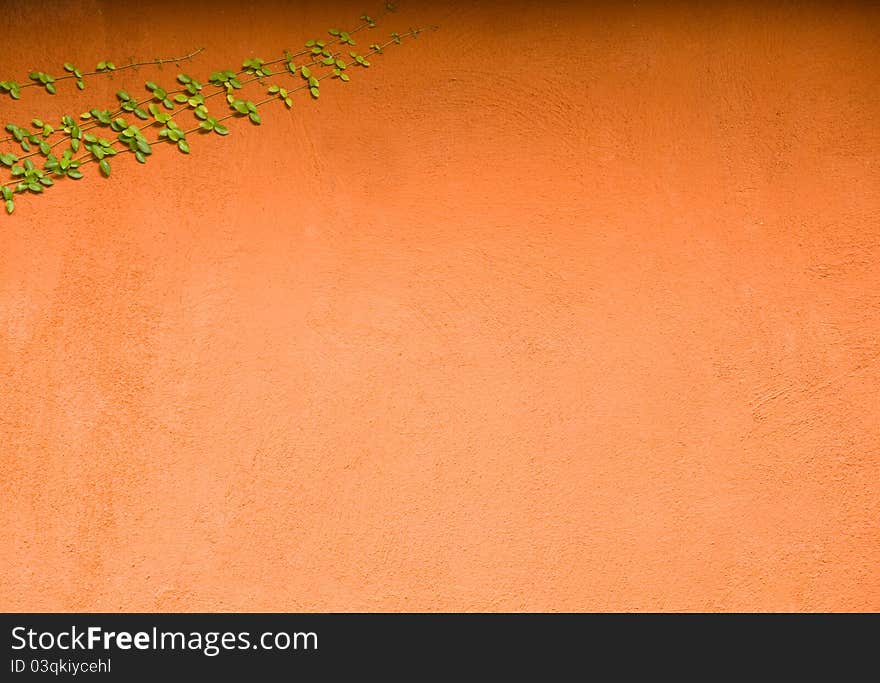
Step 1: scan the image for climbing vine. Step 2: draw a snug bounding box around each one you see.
[0,3,435,215]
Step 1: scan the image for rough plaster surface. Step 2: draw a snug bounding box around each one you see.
[1,0,878,611]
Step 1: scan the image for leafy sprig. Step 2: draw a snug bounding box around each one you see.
[0,49,205,102]
[0,7,435,215]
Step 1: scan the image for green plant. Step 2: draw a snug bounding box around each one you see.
[0,3,436,215]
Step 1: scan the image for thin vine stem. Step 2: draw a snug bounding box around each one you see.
[11,47,205,91]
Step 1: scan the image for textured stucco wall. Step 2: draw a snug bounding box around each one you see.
[1,0,878,611]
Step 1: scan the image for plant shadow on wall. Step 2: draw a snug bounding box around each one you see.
[0,2,436,216]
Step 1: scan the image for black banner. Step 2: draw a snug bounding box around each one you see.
[1,613,874,679]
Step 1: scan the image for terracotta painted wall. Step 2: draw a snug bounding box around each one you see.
[1,0,878,612]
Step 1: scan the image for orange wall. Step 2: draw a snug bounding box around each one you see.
[1,0,878,611]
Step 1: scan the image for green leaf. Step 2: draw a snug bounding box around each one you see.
[177,73,191,84]
[178,140,190,154]
[5,199,13,215]
[174,94,188,103]
[214,124,229,136]
[200,120,215,131]
[268,85,280,94]
[99,159,111,177]
[249,112,261,125]
[2,186,11,200]
[308,76,319,88]
[64,63,75,72]
[284,96,292,108]
[106,62,116,70]
[70,139,80,152]
[45,83,56,95]
[39,141,50,156]
[329,28,340,36]
[68,169,83,179]
[97,61,106,70]
[32,118,44,128]
[322,56,334,66]
[300,66,311,79]
[117,89,131,101]
[309,86,319,99]
[340,73,350,82]
[134,151,147,164]
[0,153,17,167]
[287,62,296,75]
[76,79,85,90]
